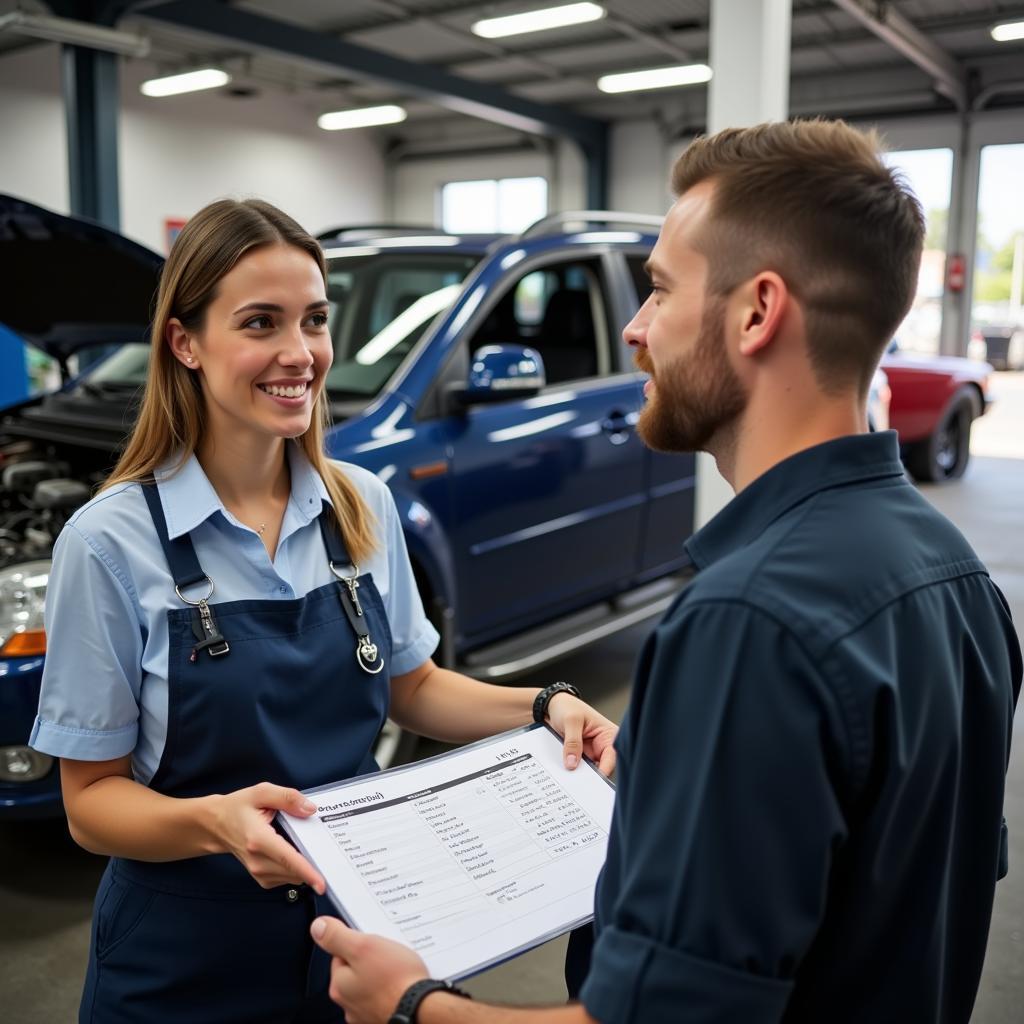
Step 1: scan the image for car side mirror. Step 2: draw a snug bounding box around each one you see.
[451,344,546,407]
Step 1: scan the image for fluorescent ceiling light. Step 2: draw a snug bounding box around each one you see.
[472,3,604,39]
[598,64,713,93]
[141,69,231,97]
[0,11,149,57]
[318,105,407,131]
[991,20,1024,42]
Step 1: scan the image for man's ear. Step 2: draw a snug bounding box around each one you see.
[737,272,789,357]
[166,318,195,367]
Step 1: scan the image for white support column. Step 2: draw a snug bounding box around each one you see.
[695,0,792,529]
[940,117,974,357]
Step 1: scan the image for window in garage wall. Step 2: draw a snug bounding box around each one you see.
[440,176,547,234]
[882,148,954,355]
[971,144,1024,370]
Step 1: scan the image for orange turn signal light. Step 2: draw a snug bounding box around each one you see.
[1,629,47,657]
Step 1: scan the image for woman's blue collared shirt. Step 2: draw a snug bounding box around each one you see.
[29,444,439,783]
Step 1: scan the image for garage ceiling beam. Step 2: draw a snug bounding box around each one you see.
[136,1,608,205]
[831,0,966,110]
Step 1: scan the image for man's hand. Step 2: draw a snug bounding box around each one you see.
[311,917,429,1024]
[545,696,617,776]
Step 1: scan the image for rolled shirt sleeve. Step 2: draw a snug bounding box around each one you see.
[29,522,143,761]
[378,488,439,676]
[581,601,852,1024]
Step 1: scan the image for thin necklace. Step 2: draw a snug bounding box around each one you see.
[257,523,267,536]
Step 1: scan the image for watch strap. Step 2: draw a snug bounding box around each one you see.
[388,978,471,1024]
[532,681,582,724]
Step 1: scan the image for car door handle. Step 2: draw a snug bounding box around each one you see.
[601,411,632,445]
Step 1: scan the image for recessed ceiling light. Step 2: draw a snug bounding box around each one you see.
[472,3,605,40]
[141,69,231,98]
[991,20,1024,42]
[598,64,713,94]
[317,105,408,131]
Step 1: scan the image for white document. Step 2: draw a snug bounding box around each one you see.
[279,723,615,981]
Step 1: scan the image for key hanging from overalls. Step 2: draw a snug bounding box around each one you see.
[332,562,385,674]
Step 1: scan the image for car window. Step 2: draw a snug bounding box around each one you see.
[326,254,479,397]
[88,344,150,386]
[25,346,64,396]
[626,255,651,310]
[467,258,612,385]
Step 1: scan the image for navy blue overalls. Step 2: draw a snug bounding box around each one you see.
[80,485,393,1023]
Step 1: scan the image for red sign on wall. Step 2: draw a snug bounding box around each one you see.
[164,217,187,253]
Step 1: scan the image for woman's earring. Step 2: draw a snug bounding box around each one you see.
[186,356,194,364]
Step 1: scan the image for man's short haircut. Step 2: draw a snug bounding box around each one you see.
[672,119,925,394]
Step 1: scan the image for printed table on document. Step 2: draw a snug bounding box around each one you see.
[321,754,606,958]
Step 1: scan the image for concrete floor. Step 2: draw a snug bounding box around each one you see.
[1,373,1022,1021]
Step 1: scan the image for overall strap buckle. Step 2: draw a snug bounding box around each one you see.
[176,577,231,661]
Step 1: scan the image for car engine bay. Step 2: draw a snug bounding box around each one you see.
[0,437,101,569]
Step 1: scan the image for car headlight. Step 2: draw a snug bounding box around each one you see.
[0,560,50,658]
[0,746,54,783]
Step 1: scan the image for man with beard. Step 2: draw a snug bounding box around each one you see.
[306,120,1021,1024]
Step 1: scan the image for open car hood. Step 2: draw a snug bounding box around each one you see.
[0,194,163,361]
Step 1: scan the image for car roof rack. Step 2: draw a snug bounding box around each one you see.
[516,210,663,240]
[316,224,449,241]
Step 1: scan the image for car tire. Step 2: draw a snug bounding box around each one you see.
[905,394,975,483]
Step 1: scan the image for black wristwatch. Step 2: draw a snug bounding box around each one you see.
[388,978,471,1024]
[532,681,582,724]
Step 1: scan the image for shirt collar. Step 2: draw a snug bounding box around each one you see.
[684,431,906,571]
[154,442,331,540]
[286,442,333,525]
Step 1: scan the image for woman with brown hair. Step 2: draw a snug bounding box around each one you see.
[28,198,617,1022]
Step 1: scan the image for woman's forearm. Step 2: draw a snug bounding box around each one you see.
[390,662,540,743]
[62,768,223,861]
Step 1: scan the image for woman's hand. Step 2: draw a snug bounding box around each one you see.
[210,782,326,893]
[545,694,618,776]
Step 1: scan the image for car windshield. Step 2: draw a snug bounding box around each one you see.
[79,252,480,399]
[323,252,477,396]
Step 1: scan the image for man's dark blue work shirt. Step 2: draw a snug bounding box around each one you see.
[580,431,1022,1024]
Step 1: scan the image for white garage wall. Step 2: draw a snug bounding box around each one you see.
[609,121,676,216]
[0,47,67,213]
[0,46,388,252]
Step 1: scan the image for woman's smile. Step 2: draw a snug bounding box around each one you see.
[256,379,313,405]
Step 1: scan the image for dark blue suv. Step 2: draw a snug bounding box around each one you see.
[0,196,694,816]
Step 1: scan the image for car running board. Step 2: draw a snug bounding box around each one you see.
[462,573,691,682]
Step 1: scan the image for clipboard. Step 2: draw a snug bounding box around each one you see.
[278,723,615,981]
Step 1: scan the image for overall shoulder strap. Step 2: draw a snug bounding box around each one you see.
[317,501,353,567]
[141,482,208,590]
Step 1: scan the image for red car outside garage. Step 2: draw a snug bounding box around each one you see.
[882,347,993,483]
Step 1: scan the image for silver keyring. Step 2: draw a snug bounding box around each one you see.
[329,560,359,582]
[174,576,215,606]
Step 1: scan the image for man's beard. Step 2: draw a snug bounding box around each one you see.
[634,296,746,454]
